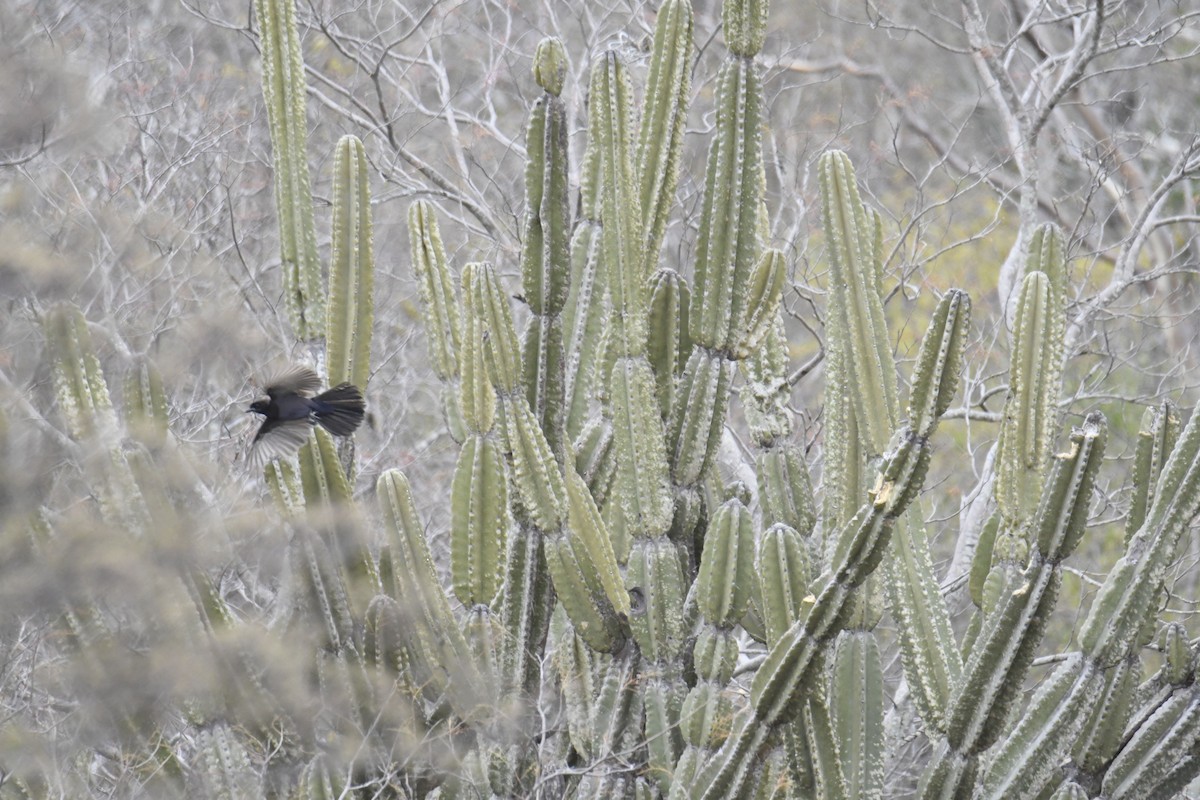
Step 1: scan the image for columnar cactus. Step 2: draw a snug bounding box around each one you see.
[669,487,755,797]
[820,149,961,757]
[923,413,1108,798]
[468,262,630,654]
[450,266,507,610]
[409,200,466,442]
[255,0,323,340]
[668,0,772,487]
[326,134,374,393]
[589,44,689,793]
[45,304,150,534]
[693,289,971,799]
[978,406,1200,799]
[26,1,1200,798]
[520,37,572,461]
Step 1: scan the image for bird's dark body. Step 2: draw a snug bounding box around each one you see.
[246,366,365,466]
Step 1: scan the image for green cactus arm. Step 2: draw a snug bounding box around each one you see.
[732,248,786,360]
[922,415,1106,798]
[124,358,169,442]
[468,262,522,396]
[563,464,632,621]
[698,432,929,799]
[805,694,849,800]
[590,639,645,762]
[518,38,572,459]
[290,525,357,655]
[757,522,811,646]
[636,0,693,277]
[695,494,755,628]
[593,48,646,355]
[449,268,507,608]
[877,291,971,737]
[496,520,555,696]
[821,310,860,529]
[574,416,618,512]
[667,28,769,486]
[1071,654,1139,776]
[291,755,350,800]
[409,201,462,381]
[1080,404,1200,665]
[819,149,899,459]
[562,208,608,441]
[265,459,304,518]
[450,436,507,607]
[458,269,497,435]
[46,304,116,440]
[326,134,374,390]
[670,626,742,798]
[979,403,1200,799]
[907,290,971,434]
[590,48,675,539]
[976,654,1103,800]
[562,64,608,440]
[830,631,884,799]
[643,681,688,796]
[45,305,151,532]
[377,468,491,719]
[297,427,352,506]
[194,724,260,799]
[756,445,818,537]
[647,268,691,419]
[690,60,763,351]
[522,317,568,462]
[469,261,629,652]
[520,37,571,319]
[722,0,768,56]
[667,349,737,487]
[693,284,966,799]
[551,611,597,760]
[409,201,466,442]
[254,0,323,340]
[610,357,675,535]
[995,272,1062,534]
[626,537,688,665]
[587,53,694,718]
[1125,400,1179,543]
[1102,679,1200,800]
[740,313,792,443]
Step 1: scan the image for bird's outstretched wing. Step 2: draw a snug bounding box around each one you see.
[259,364,322,398]
[248,418,312,469]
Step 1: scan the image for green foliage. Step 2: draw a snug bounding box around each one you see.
[15,1,1200,799]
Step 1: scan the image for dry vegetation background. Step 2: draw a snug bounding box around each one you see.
[3,0,1200,795]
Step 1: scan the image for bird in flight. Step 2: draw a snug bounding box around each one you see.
[246,365,365,468]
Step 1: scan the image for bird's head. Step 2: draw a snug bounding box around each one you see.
[248,398,270,416]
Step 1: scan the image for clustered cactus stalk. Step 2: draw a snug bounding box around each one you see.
[17,0,1200,798]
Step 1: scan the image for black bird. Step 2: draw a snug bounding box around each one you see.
[247,365,365,467]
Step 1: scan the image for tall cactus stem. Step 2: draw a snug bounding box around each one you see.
[255,0,323,340]
[326,134,374,391]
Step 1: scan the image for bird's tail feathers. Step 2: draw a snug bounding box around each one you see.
[313,383,366,436]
